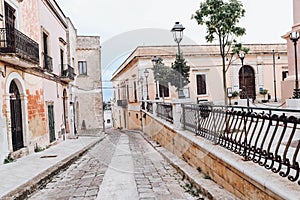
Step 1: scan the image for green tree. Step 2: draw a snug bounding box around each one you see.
[153,57,172,87]
[192,0,246,105]
[153,56,190,92]
[170,54,190,90]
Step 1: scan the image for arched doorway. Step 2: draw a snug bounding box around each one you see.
[239,65,256,100]
[63,89,69,133]
[9,80,24,151]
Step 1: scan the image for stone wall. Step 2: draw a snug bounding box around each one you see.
[142,112,297,200]
[75,36,103,132]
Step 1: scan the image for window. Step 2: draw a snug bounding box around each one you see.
[133,81,137,101]
[159,84,169,98]
[196,74,207,95]
[60,49,64,75]
[282,71,288,81]
[78,61,87,75]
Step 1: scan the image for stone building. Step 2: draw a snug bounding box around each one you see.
[73,36,104,134]
[111,44,288,130]
[0,0,103,163]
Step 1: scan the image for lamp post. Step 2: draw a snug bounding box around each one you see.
[171,22,185,99]
[290,31,300,99]
[238,52,245,98]
[238,52,249,108]
[152,56,160,100]
[272,49,279,102]
[144,68,149,100]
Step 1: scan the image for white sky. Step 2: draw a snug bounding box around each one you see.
[55,0,294,100]
[56,0,293,44]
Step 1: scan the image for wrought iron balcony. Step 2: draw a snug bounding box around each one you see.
[61,64,75,81]
[43,54,53,72]
[0,28,39,63]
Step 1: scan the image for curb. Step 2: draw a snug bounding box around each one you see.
[142,132,238,200]
[1,134,106,200]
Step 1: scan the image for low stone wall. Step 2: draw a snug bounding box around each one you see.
[143,112,299,200]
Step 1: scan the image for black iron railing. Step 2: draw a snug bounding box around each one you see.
[0,28,39,63]
[61,64,75,80]
[157,102,173,123]
[182,104,300,185]
[147,102,153,114]
[43,54,53,72]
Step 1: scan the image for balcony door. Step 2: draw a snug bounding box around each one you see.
[4,2,15,51]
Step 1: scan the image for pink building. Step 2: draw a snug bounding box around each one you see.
[282,0,300,104]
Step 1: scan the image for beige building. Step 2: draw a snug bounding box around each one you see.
[111,44,288,130]
[0,0,103,163]
[72,36,104,134]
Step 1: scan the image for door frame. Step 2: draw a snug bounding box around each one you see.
[5,72,29,152]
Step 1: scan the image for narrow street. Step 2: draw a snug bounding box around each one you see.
[28,129,201,200]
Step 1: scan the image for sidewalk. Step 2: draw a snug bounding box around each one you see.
[0,134,105,199]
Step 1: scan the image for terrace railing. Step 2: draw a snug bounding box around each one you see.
[157,102,173,123]
[182,104,300,185]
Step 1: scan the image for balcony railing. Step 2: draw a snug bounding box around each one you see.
[157,102,173,123]
[0,28,39,63]
[43,54,53,72]
[61,64,75,81]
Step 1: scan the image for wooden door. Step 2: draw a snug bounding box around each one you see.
[4,2,15,50]
[10,81,24,151]
[48,105,55,143]
[239,66,256,100]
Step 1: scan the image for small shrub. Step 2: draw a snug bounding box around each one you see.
[4,153,14,164]
[204,172,211,180]
[34,144,45,152]
[197,166,202,173]
[232,91,239,98]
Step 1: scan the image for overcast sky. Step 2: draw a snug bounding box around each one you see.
[56,0,293,44]
[55,0,293,100]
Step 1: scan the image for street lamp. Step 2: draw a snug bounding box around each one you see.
[171,22,185,99]
[290,31,300,99]
[144,68,149,100]
[152,56,160,100]
[238,52,245,97]
[238,52,249,107]
[272,49,280,102]
[139,77,145,109]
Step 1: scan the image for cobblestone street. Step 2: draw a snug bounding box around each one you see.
[28,129,201,200]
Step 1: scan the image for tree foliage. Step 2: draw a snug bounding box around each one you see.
[170,54,190,89]
[192,0,247,104]
[153,56,190,90]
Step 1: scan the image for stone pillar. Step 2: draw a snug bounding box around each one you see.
[172,103,182,130]
[153,101,157,117]
[286,99,300,109]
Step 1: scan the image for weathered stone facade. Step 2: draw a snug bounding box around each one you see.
[0,0,103,163]
[75,36,104,134]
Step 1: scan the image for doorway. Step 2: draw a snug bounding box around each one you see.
[239,65,256,100]
[9,81,24,151]
[48,104,55,143]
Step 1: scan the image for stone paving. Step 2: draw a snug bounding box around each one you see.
[28,130,120,200]
[28,129,202,200]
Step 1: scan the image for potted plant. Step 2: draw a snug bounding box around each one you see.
[232,91,239,98]
[260,89,268,102]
